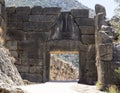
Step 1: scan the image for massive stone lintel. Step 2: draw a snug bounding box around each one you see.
[71,9,89,18]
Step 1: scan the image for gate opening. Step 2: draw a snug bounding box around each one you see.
[50,51,79,82]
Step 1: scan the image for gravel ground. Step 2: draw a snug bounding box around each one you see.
[18,82,107,93]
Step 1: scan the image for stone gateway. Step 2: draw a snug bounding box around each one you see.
[0,0,119,91]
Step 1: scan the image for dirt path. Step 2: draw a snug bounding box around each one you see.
[18,82,107,93]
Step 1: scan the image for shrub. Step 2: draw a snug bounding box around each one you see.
[108,85,120,93]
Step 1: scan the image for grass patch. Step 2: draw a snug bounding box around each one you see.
[108,85,120,93]
[96,81,102,89]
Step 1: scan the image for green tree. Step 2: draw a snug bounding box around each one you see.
[110,1,120,41]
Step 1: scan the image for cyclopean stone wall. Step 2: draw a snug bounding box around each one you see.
[5,6,61,82]
[5,6,97,84]
[1,0,119,89]
[95,4,120,90]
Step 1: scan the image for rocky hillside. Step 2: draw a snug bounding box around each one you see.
[50,56,78,81]
[0,46,24,92]
[52,54,79,68]
[5,0,95,17]
[5,0,88,9]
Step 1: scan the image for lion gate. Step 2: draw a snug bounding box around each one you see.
[5,6,97,84]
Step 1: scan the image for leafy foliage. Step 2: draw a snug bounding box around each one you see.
[110,2,120,41]
[107,68,120,93]
[115,67,120,74]
[108,85,120,93]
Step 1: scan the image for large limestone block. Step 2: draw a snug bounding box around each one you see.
[10,50,18,58]
[26,32,49,42]
[86,45,96,61]
[6,30,25,40]
[20,58,42,66]
[16,7,31,15]
[6,7,16,14]
[7,22,17,30]
[113,43,120,62]
[79,26,95,35]
[31,6,43,15]
[7,13,17,22]
[16,65,29,73]
[98,31,113,44]
[16,14,29,22]
[71,9,89,18]
[99,44,113,61]
[29,66,42,74]
[29,15,57,22]
[5,41,17,50]
[81,35,95,44]
[43,7,61,15]
[75,18,94,26]
[21,73,43,82]
[101,25,114,36]
[95,4,106,17]
[23,22,54,31]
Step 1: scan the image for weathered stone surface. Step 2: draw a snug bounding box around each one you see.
[95,12,106,31]
[0,46,24,90]
[10,50,18,58]
[16,7,31,15]
[17,22,23,30]
[27,49,39,59]
[29,15,57,22]
[21,73,43,82]
[50,56,78,81]
[5,6,98,84]
[7,14,17,22]
[75,18,94,26]
[71,9,89,18]
[5,41,17,50]
[49,12,81,40]
[95,4,106,17]
[23,22,54,31]
[113,43,120,62]
[43,7,61,15]
[0,16,5,29]
[79,26,95,35]
[6,7,16,14]
[16,65,29,73]
[99,44,113,61]
[98,31,113,44]
[16,14,29,22]
[31,6,43,15]
[0,0,5,4]
[18,41,35,50]
[81,35,95,44]
[6,30,25,40]
[26,32,49,41]
[0,4,5,17]
[21,59,42,66]
[86,45,96,61]
[7,22,17,30]
[101,25,114,36]
[29,66,42,74]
